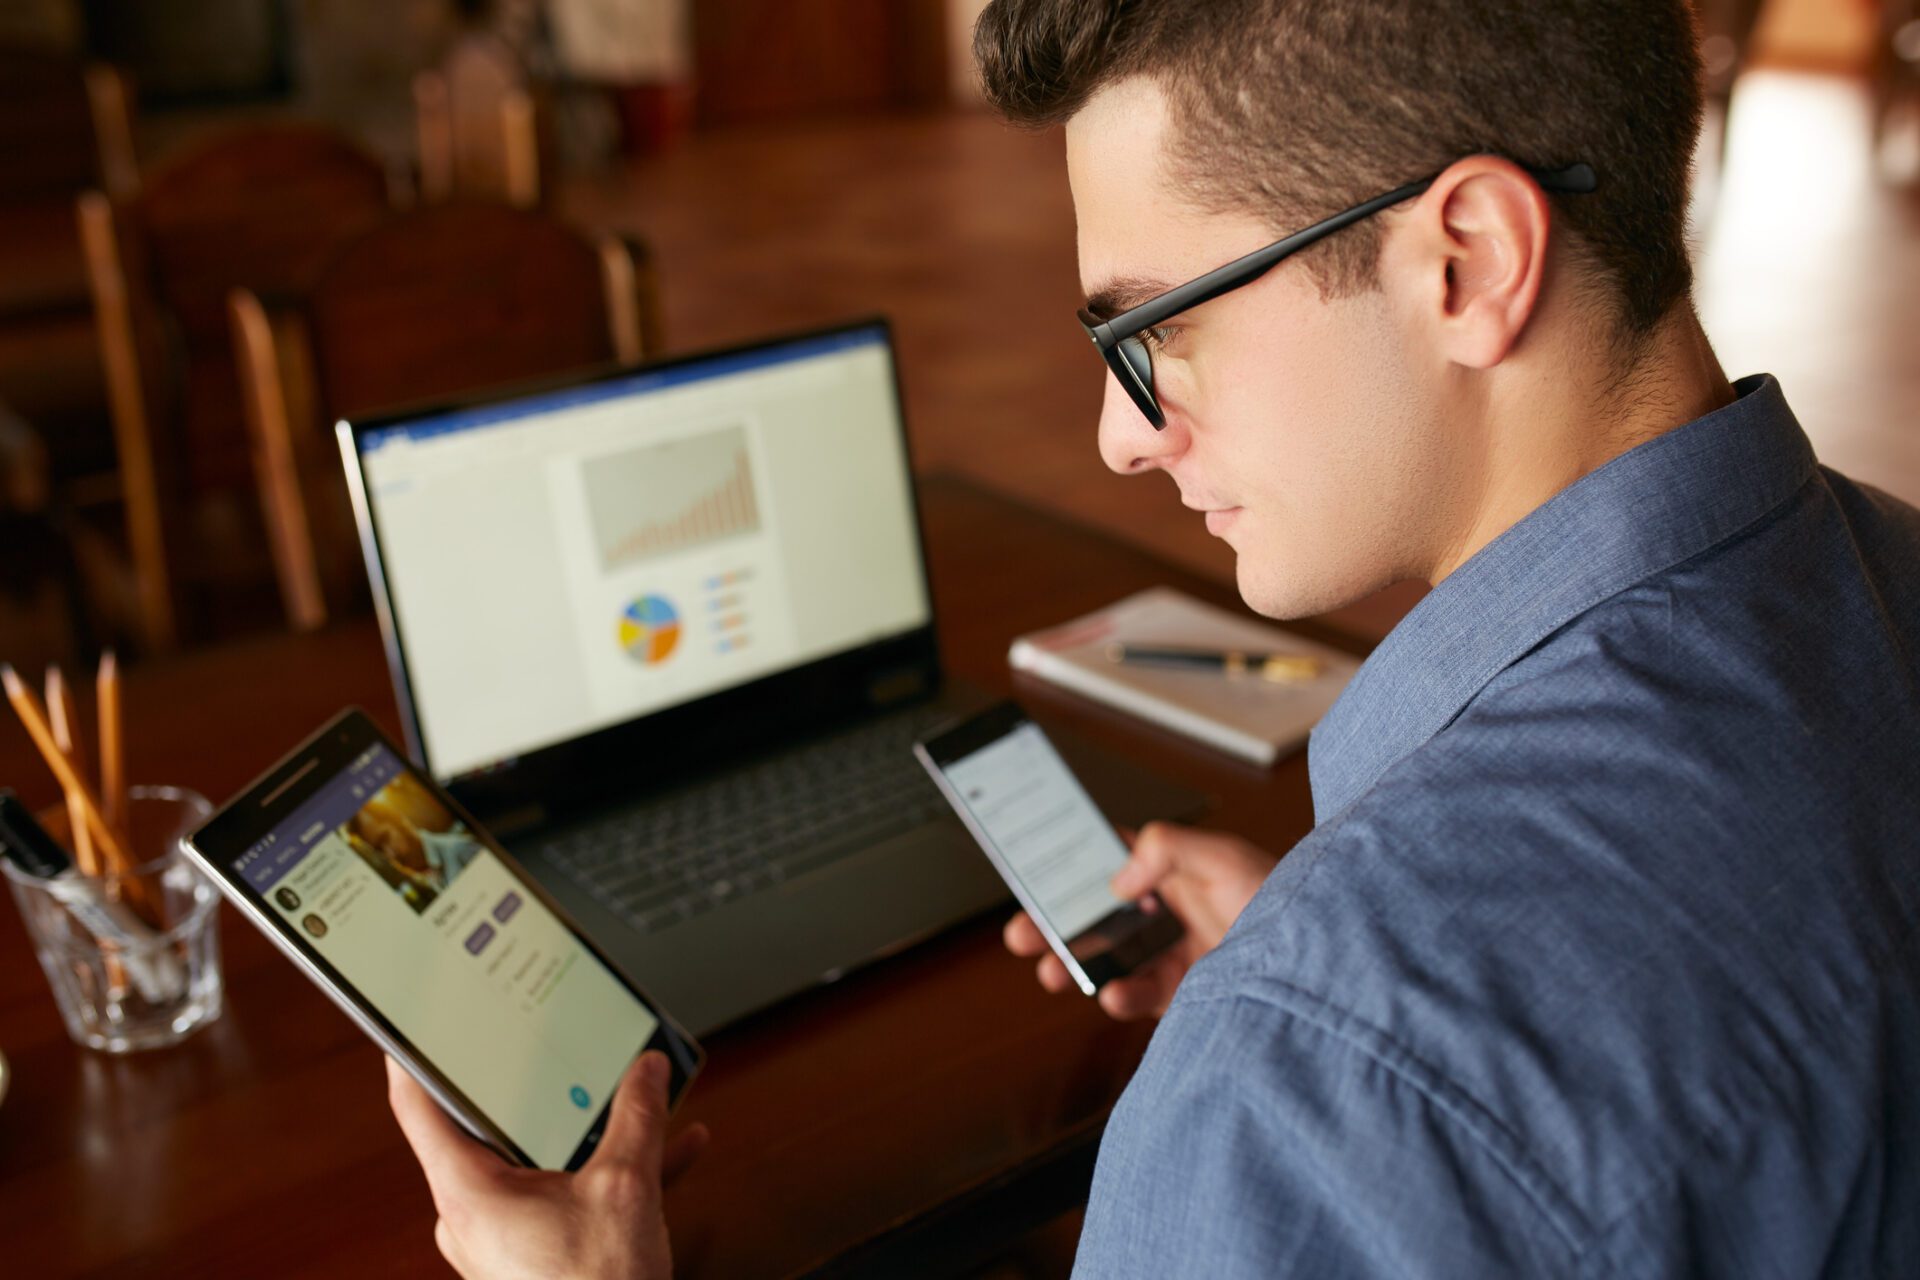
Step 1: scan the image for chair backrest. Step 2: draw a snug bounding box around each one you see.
[0,49,134,201]
[231,202,660,630]
[80,123,391,649]
[414,34,542,207]
[137,125,391,394]
[310,202,639,416]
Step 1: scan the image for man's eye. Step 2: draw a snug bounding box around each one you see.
[1140,325,1179,350]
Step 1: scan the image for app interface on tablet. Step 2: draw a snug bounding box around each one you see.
[942,722,1128,940]
[232,744,658,1168]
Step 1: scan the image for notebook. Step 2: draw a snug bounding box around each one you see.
[1008,587,1361,765]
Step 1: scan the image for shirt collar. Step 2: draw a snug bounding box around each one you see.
[1308,374,1816,820]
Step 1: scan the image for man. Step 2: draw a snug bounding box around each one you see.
[387,1,1920,1274]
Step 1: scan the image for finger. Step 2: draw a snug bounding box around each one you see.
[1034,951,1074,994]
[387,1058,505,1207]
[1096,974,1168,1020]
[588,1051,671,1179]
[1111,822,1181,899]
[1003,911,1049,957]
[1095,948,1184,1019]
[660,1122,710,1188]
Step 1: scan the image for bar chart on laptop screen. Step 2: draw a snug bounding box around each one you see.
[583,424,762,571]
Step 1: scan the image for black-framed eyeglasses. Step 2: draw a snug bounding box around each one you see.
[1078,160,1599,429]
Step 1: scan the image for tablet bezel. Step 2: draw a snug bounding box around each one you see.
[185,707,702,1170]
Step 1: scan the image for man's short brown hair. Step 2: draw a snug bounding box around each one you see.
[975,0,1704,337]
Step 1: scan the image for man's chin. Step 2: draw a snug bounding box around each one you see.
[1234,553,1378,623]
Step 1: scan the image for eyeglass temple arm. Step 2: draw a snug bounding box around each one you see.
[1533,161,1599,194]
[1094,160,1599,341]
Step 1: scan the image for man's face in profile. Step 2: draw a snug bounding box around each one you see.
[1067,79,1457,620]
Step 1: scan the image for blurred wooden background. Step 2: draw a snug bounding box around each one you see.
[0,0,1915,664]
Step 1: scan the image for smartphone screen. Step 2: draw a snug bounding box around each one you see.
[917,705,1180,992]
[200,728,693,1170]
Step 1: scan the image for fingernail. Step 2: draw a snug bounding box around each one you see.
[642,1051,668,1088]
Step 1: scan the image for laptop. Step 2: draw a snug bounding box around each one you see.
[337,318,1197,1034]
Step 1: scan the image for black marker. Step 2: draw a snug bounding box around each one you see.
[0,789,74,878]
[0,789,181,1000]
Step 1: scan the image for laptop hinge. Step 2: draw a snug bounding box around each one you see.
[484,803,550,840]
[867,665,931,707]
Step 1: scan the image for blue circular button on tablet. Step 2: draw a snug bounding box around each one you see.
[570,1085,591,1109]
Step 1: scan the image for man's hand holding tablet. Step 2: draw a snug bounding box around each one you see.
[387,1051,708,1280]
[184,708,707,1280]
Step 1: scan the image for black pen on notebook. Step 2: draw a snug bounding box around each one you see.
[1106,643,1324,684]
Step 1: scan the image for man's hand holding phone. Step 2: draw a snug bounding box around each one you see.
[1004,822,1277,1020]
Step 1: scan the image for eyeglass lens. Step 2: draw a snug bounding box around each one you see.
[1113,335,1163,428]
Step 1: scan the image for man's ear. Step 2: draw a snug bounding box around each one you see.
[1396,156,1553,370]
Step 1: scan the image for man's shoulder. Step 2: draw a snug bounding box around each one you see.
[1820,463,1920,629]
[1648,460,1920,688]
[1179,609,1919,1233]
[1825,464,1920,544]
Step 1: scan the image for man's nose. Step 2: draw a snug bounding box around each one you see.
[1096,372,1185,476]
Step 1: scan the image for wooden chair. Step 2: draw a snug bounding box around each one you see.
[77,124,393,650]
[229,203,662,631]
[0,52,135,483]
[414,31,542,207]
[0,52,136,660]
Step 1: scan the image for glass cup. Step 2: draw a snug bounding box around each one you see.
[2,786,223,1053]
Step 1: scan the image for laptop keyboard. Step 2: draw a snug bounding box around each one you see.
[538,705,956,935]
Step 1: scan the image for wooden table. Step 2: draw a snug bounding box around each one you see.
[0,477,1354,1278]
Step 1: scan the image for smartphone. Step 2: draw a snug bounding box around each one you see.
[915,702,1182,994]
[184,708,702,1171]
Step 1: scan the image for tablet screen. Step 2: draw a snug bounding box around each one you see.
[230,743,659,1168]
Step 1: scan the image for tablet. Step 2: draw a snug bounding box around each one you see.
[186,708,701,1170]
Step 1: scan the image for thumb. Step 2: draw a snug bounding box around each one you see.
[386,1056,505,1208]
[586,1051,671,1180]
[1111,822,1178,900]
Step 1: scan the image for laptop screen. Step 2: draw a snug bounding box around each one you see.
[350,323,931,783]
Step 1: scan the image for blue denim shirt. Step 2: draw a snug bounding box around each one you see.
[1074,376,1920,1278]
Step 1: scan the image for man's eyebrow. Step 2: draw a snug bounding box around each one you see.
[1083,276,1172,321]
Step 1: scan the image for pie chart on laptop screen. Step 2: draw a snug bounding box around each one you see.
[618,595,681,665]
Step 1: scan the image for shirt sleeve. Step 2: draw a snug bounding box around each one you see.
[1071,991,1586,1279]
